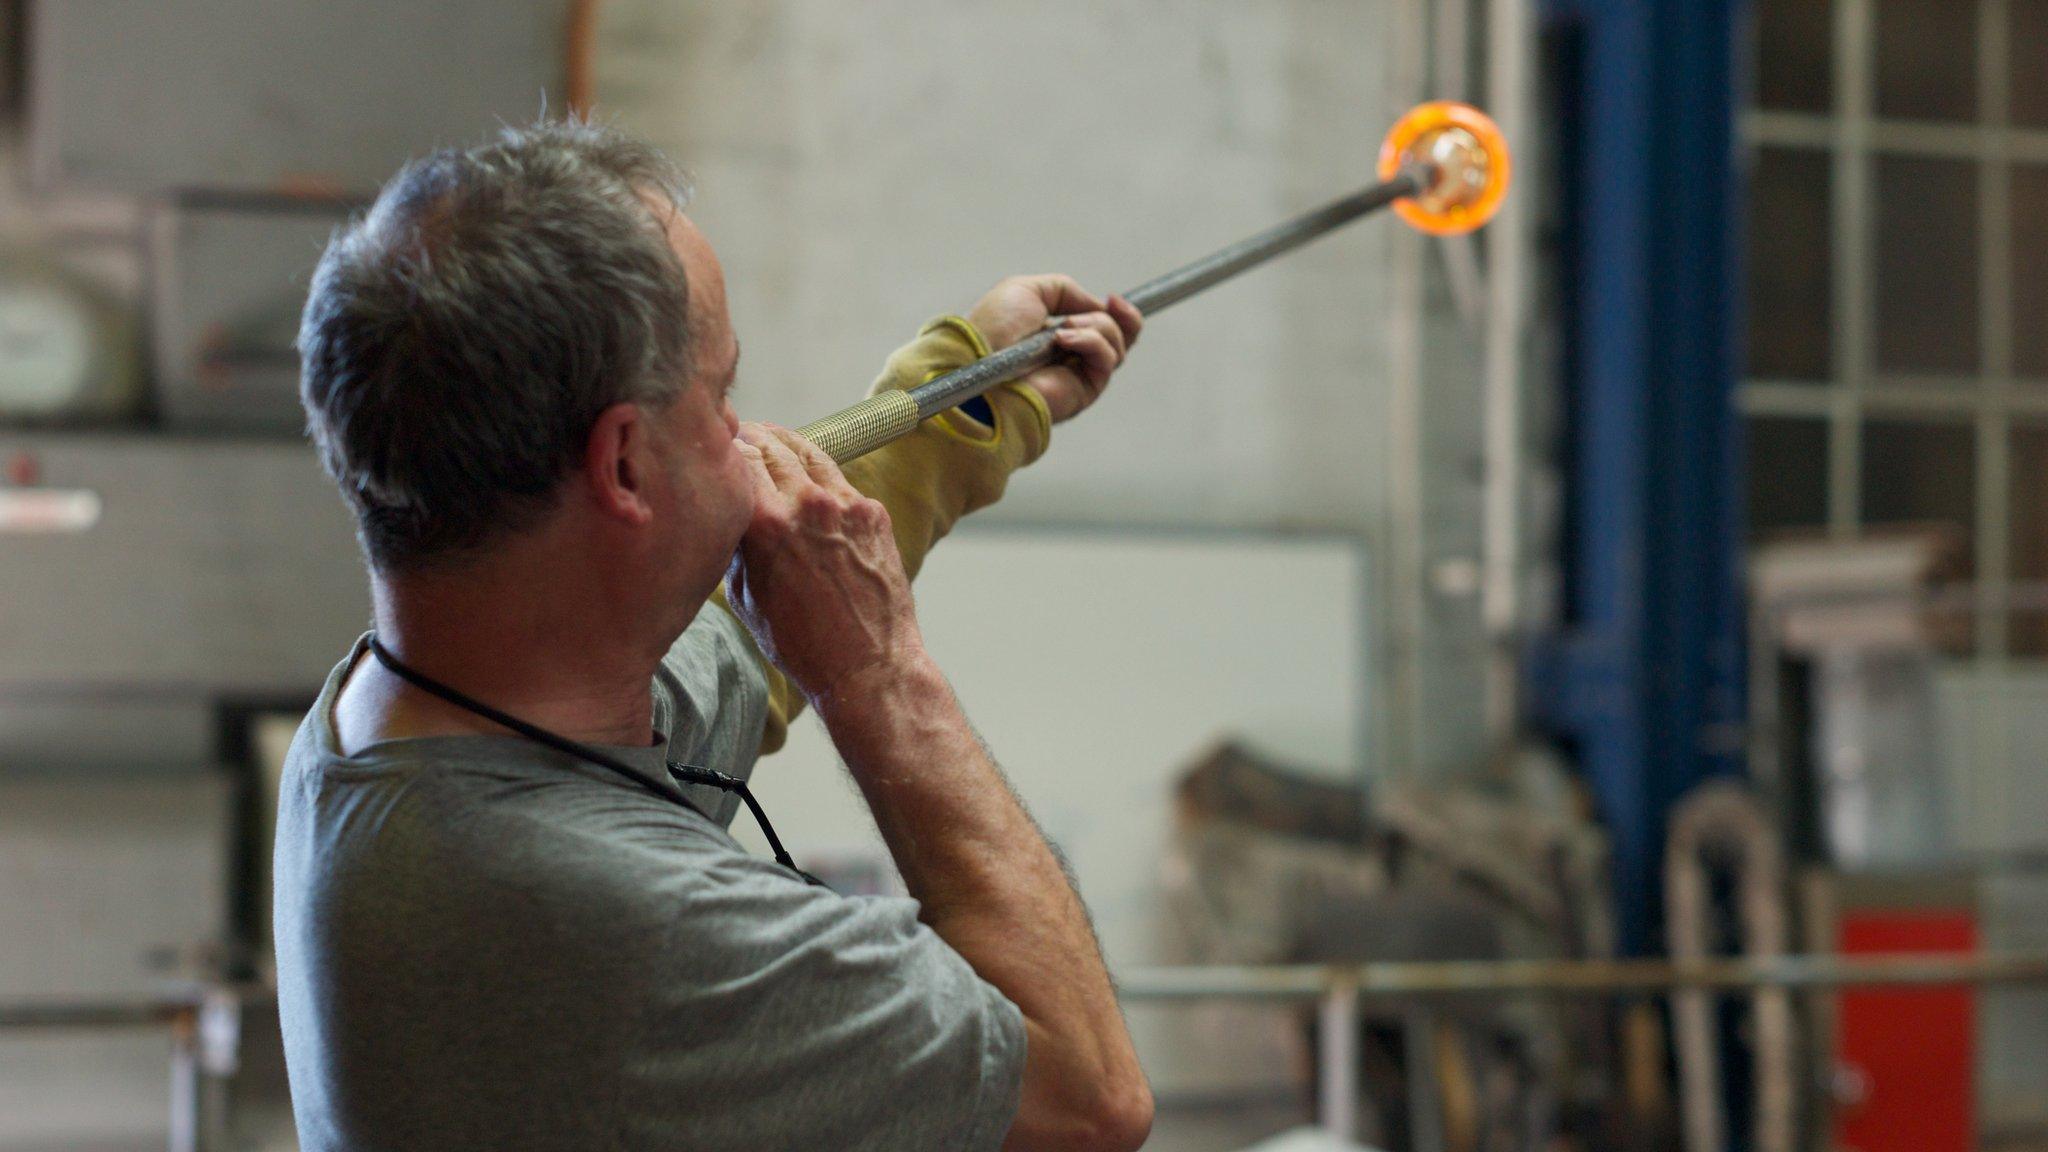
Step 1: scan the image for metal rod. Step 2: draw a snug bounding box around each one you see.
[1115,952,2048,1002]
[798,166,1434,463]
[1482,0,1533,750]
[1119,168,1433,316]
[169,1009,199,1152]
[925,167,1432,415]
[1317,980,1360,1140]
[0,1001,195,1029]
[0,980,268,1030]
[1406,1007,1446,1152]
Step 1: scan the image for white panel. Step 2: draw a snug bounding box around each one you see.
[1933,663,2048,855]
[1931,663,2048,1125]
[1982,873,2048,1126]
[735,527,1368,1095]
[0,776,231,998]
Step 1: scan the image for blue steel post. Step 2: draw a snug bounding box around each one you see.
[1531,0,1747,956]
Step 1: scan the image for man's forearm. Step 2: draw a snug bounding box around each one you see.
[811,653,1148,1145]
[814,655,1078,930]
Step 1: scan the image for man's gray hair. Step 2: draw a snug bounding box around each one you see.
[299,117,695,572]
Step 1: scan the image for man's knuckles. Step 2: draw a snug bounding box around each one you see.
[747,493,806,539]
[794,486,845,522]
[847,495,890,532]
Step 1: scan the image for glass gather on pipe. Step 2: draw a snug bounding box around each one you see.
[1376,101,1512,236]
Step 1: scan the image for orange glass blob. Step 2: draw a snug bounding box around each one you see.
[1376,101,1512,236]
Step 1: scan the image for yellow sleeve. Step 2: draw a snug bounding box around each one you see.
[713,314,1054,754]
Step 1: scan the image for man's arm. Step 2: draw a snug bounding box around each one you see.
[723,410,1151,1152]
[814,655,1154,1152]
[716,277,1140,754]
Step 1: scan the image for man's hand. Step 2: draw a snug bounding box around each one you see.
[722,423,926,702]
[965,274,1143,424]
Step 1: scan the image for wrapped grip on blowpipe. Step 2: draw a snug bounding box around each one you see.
[795,389,923,464]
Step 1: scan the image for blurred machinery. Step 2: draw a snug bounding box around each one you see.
[1167,740,1612,1152]
[1740,533,1993,1152]
[1664,784,1793,1152]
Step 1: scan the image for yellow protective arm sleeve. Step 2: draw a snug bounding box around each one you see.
[714,314,1054,754]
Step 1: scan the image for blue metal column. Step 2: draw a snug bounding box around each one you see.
[1531,0,1747,955]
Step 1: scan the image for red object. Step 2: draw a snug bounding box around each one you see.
[1833,913,1978,1152]
[4,452,38,487]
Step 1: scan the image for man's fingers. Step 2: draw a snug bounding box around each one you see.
[1062,310,1127,361]
[1013,273,1105,318]
[1055,326,1120,390]
[733,436,779,506]
[1108,294,1144,349]
[766,425,850,491]
[739,423,808,493]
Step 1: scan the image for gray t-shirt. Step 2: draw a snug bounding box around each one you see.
[273,609,1026,1151]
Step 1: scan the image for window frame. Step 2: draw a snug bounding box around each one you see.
[1741,0,2039,657]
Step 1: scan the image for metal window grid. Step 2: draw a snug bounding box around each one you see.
[1739,0,2043,662]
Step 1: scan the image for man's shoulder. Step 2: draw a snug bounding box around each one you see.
[282,740,734,918]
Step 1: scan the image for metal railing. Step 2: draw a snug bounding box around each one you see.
[1118,953,2048,1147]
[0,983,250,1152]
[9,955,2048,1151]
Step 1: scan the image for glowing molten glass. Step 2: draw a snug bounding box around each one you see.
[1377,101,1512,236]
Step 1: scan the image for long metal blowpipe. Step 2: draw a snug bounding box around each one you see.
[796,101,1510,464]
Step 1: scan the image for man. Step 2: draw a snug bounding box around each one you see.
[275,118,1151,1151]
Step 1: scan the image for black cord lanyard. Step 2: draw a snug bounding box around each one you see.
[366,636,821,886]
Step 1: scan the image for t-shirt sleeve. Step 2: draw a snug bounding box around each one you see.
[624,848,1027,1152]
[652,606,771,827]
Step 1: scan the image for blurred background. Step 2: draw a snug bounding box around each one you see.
[0,0,2041,1150]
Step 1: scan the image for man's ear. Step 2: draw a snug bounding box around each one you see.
[583,401,656,527]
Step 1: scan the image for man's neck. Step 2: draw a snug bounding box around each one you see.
[338,546,681,752]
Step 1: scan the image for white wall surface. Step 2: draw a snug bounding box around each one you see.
[733,526,1368,1095]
